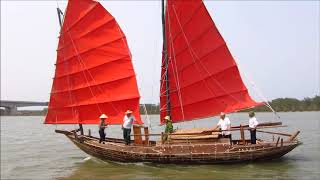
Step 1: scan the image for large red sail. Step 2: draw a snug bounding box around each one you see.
[45,0,142,124]
[160,0,262,124]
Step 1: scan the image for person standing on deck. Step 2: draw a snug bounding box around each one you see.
[248,111,259,144]
[99,114,108,144]
[164,116,173,133]
[216,112,231,140]
[122,110,136,145]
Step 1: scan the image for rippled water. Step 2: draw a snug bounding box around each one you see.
[1,112,319,179]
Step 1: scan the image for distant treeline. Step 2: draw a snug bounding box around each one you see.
[1,96,318,116]
[243,96,320,112]
[140,96,320,114]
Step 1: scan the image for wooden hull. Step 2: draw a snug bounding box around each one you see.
[57,130,301,164]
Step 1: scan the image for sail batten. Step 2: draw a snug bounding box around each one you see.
[45,0,142,125]
[160,0,261,124]
[52,75,135,94]
[57,18,116,51]
[47,96,140,110]
[56,38,129,65]
[54,56,131,79]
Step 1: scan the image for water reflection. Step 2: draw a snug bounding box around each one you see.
[59,156,299,180]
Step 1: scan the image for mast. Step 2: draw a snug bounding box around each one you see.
[162,0,171,118]
[56,8,63,28]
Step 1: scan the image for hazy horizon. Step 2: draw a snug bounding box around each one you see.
[1,1,319,104]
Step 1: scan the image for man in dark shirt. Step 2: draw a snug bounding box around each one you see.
[99,114,108,144]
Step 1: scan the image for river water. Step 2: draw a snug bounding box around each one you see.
[1,112,319,180]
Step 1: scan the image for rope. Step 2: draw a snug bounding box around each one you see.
[166,7,197,127]
[236,61,280,120]
[167,8,186,121]
[54,1,77,124]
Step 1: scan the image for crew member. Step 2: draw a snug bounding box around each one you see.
[164,116,173,134]
[99,114,108,144]
[248,111,259,144]
[122,110,136,145]
[216,112,231,140]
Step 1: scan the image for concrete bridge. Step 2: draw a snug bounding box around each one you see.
[0,100,48,115]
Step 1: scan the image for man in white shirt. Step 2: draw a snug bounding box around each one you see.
[122,110,136,145]
[248,111,259,144]
[216,112,231,140]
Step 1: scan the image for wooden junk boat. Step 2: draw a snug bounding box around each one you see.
[45,0,301,164]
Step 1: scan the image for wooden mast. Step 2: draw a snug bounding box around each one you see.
[162,0,171,118]
[56,6,83,135]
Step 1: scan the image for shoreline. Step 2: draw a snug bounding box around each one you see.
[1,110,319,117]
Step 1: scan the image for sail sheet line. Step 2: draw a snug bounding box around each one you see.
[171,5,251,110]
[237,62,278,118]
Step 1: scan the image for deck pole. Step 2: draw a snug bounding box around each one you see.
[240,124,245,145]
[79,124,84,135]
[275,137,280,147]
[288,131,300,141]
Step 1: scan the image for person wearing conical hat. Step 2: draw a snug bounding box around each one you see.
[164,115,173,134]
[98,114,108,144]
[248,111,259,144]
[122,110,136,145]
[216,112,231,140]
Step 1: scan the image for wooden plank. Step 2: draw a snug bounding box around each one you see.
[130,125,287,137]
[256,130,291,137]
[169,134,219,140]
[232,121,282,129]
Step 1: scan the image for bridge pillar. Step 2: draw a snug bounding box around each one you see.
[3,106,19,115]
[9,106,18,115]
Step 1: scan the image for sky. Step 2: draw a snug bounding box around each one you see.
[1,0,319,104]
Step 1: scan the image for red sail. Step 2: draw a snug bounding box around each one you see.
[160,0,262,124]
[45,0,142,124]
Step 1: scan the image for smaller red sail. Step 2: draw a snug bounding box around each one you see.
[45,0,142,124]
[160,0,262,124]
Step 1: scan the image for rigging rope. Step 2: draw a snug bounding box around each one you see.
[54,1,78,124]
[236,61,280,120]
